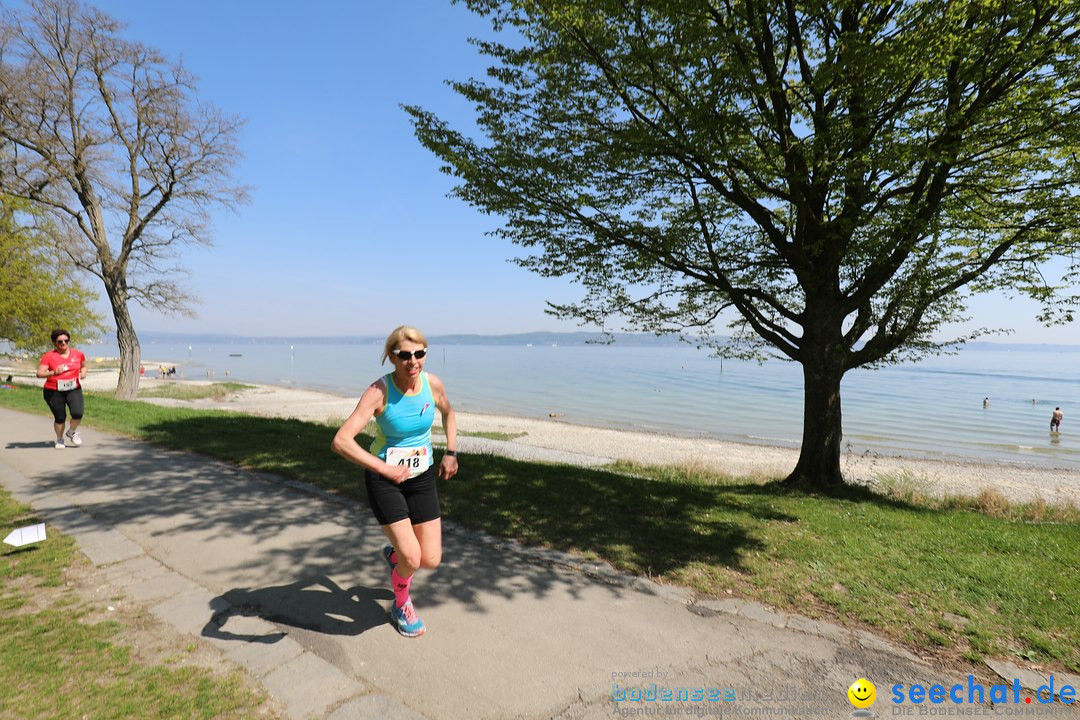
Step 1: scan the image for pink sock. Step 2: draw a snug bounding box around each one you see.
[392,568,413,607]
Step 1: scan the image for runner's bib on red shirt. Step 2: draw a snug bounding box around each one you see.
[40,349,85,391]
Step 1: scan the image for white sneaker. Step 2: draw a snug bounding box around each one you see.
[65,429,82,447]
[54,439,65,450]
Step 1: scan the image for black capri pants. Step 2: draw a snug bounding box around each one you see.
[43,387,84,424]
[364,464,441,526]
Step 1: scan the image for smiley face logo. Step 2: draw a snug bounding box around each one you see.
[848,678,876,708]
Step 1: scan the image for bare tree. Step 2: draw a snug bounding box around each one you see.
[0,0,247,398]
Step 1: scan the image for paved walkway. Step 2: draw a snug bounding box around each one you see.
[1,407,1073,719]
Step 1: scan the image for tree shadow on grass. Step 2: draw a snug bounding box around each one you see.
[439,453,796,576]
[136,414,369,498]
[138,414,803,575]
[132,413,941,578]
[119,415,788,579]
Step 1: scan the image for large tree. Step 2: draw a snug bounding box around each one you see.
[408,0,1080,488]
[0,0,246,399]
[0,194,103,351]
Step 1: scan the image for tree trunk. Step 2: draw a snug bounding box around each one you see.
[104,275,141,400]
[784,351,846,490]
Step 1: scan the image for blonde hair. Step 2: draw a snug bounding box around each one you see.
[381,325,428,365]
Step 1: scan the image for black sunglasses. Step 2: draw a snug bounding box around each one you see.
[393,349,427,361]
[55,338,70,344]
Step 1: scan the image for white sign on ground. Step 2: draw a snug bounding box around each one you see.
[3,523,46,547]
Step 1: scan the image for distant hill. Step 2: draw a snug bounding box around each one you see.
[110,330,694,348]
[90,330,1079,351]
[430,331,688,347]
[961,340,1080,352]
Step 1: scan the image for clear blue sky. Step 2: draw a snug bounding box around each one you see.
[69,2,1080,343]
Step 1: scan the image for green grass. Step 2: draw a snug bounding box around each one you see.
[434,427,528,442]
[0,482,278,719]
[463,430,528,441]
[138,382,253,401]
[2,384,1079,672]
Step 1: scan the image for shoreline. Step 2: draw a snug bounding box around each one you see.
[7,365,1080,507]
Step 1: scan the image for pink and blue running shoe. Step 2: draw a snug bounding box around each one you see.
[390,600,426,637]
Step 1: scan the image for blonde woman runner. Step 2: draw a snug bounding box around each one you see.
[331,326,458,636]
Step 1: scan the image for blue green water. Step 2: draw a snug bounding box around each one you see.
[83,340,1079,470]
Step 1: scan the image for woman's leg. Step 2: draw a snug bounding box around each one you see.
[381,518,422,578]
[380,519,430,636]
[43,389,67,442]
[371,467,441,636]
[66,388,84,435]
[412,518,442,570]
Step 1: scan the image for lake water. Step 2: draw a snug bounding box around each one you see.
[82,339,1080,471]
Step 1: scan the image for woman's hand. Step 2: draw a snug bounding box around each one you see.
[383,462,411,484]
[438,454,458,481]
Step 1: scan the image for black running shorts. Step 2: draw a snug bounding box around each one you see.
[364,464,441,526]
[43,387,84,424]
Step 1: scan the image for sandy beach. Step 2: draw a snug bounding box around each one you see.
[7,364,1080,507]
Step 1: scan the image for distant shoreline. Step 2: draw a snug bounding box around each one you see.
[69,331,1080,351]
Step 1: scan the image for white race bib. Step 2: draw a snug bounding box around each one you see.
[57,378,77,391]
[386,446,431,479]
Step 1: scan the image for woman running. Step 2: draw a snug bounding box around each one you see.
[36,328,88,449]
[331,325,458,637]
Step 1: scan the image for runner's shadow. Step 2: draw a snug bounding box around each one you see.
[202,574,393,641]
[6,441,58,449]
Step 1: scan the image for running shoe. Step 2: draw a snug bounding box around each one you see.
[54,439,65,450]
[65,429,82,447]
[382,545,397,571]
[390,600,426,637]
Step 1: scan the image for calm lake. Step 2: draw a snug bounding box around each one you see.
[83,339,1080,471]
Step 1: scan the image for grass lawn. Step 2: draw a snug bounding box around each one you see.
[1,383,1078,674]
[138,382,254,401]
[0,482,279,718]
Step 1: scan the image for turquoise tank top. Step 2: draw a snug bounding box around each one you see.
[370,372,435,469]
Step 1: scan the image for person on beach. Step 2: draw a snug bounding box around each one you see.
[331,326,458,637]
[1051,407,1063,432]
[35,329,87,449]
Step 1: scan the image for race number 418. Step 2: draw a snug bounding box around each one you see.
[386,446,429,478]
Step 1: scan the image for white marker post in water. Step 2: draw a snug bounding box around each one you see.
[3,523,46,547]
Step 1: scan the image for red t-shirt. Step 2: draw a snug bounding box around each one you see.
[40,349,86,391]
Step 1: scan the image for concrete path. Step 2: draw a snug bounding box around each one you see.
[1,407,1074,719]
